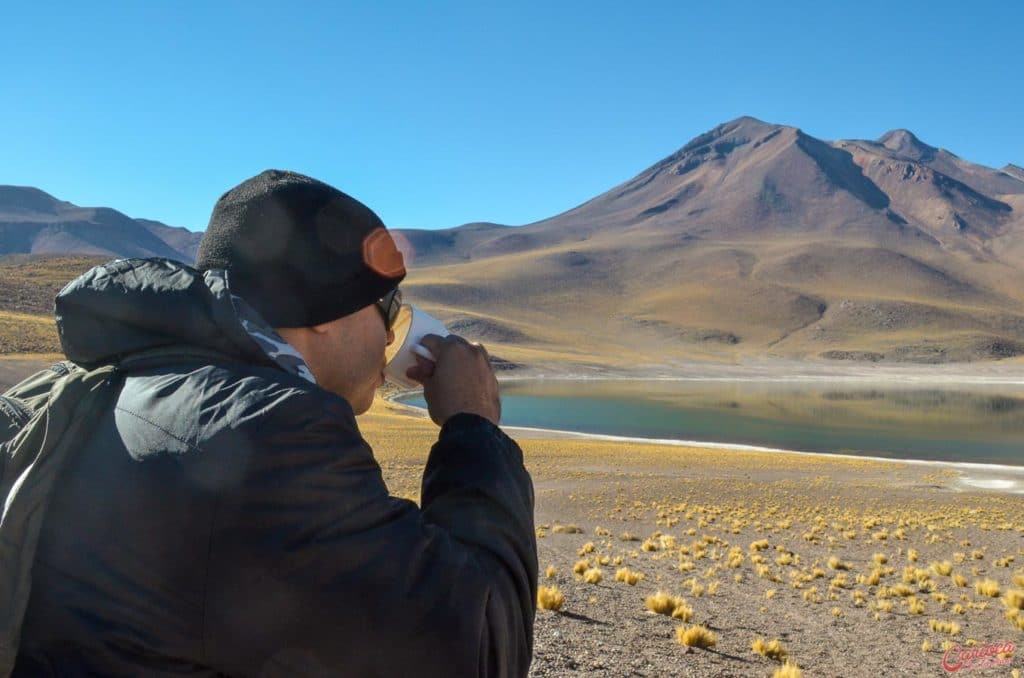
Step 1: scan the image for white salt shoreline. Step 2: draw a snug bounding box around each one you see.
[383,394,1024,495]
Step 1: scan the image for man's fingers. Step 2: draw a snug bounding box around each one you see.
[418,334,445,354]
[414,354,435,378]
[405,354,436,383]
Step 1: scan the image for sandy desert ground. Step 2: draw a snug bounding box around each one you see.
[362,397,1024,678]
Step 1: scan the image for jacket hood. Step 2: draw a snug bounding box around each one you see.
[55,258,314,383]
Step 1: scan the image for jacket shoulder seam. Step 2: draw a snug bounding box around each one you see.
[113,405,203,455]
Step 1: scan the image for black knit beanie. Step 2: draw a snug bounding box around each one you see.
[196,170,406,328]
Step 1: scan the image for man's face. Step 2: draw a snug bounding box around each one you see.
[283,304,395,415]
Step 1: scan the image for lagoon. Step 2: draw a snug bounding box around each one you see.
[396,379,1024,466]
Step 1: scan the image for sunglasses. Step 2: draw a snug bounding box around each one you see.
[375,287,402,332]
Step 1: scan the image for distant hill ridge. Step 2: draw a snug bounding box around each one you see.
[0,185,201,262]
[1004,164,1024,182]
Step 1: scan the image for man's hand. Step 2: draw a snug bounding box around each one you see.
[405,334,501,427]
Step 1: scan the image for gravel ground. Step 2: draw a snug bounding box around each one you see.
[363,403,1024,678]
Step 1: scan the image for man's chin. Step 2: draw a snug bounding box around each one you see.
[353,391,375,416]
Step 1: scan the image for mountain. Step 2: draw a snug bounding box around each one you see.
[5,118,1024,367]
[0,186,200,262]
[391,117,1024,366]
[1005,164,1024,183]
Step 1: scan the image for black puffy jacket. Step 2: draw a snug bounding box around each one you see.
[14,258,538,677]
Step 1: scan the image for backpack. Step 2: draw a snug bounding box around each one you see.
[0,360,125,676]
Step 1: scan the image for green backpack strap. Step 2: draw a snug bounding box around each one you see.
[0,363,122,677]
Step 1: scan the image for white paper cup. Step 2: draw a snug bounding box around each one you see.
[383,304,450,388]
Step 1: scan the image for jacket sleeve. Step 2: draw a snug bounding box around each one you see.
[201,391,537,678]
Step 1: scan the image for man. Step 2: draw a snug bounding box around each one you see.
[14,170,538,676]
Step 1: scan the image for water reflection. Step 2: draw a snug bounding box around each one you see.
[398,380,1024,465]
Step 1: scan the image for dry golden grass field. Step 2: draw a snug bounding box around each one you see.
[397,228,1024,371]
[361,398,1024,677]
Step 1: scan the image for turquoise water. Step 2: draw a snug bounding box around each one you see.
[396,380,1024,466]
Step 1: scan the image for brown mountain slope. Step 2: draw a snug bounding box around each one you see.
[3,118,1022,369]
[394,117,1024,367]
[0,186,198,262]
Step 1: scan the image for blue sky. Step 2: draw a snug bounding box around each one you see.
[2,1,1021,232]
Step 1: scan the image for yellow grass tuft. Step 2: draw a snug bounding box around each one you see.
[830,606,842,617]
[676,624,717,648]
[872,553,888,565]
[752,637,788,661]
[573,559,590,575]
[906,596,926,615]
[928,619,961,635]
[583,568,603,584]
[765,589,777,600]
[1002,589,1024,610]
[772,659,802,678]
[537,586,565,611]
[921,640,932,652]
[827,556,850,571]
[646,591,686,616]
[671,601,694,621]
[552,524,582,534]
[953,573,967,587]
[614,568,644,586]
[907,548,918,562]
[931,561,953,576]
[578,542,595,555]
[545,565,557,578]
[973,579,1001,597]
[891,583,916,597]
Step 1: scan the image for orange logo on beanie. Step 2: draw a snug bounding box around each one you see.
[362,228,406,278]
